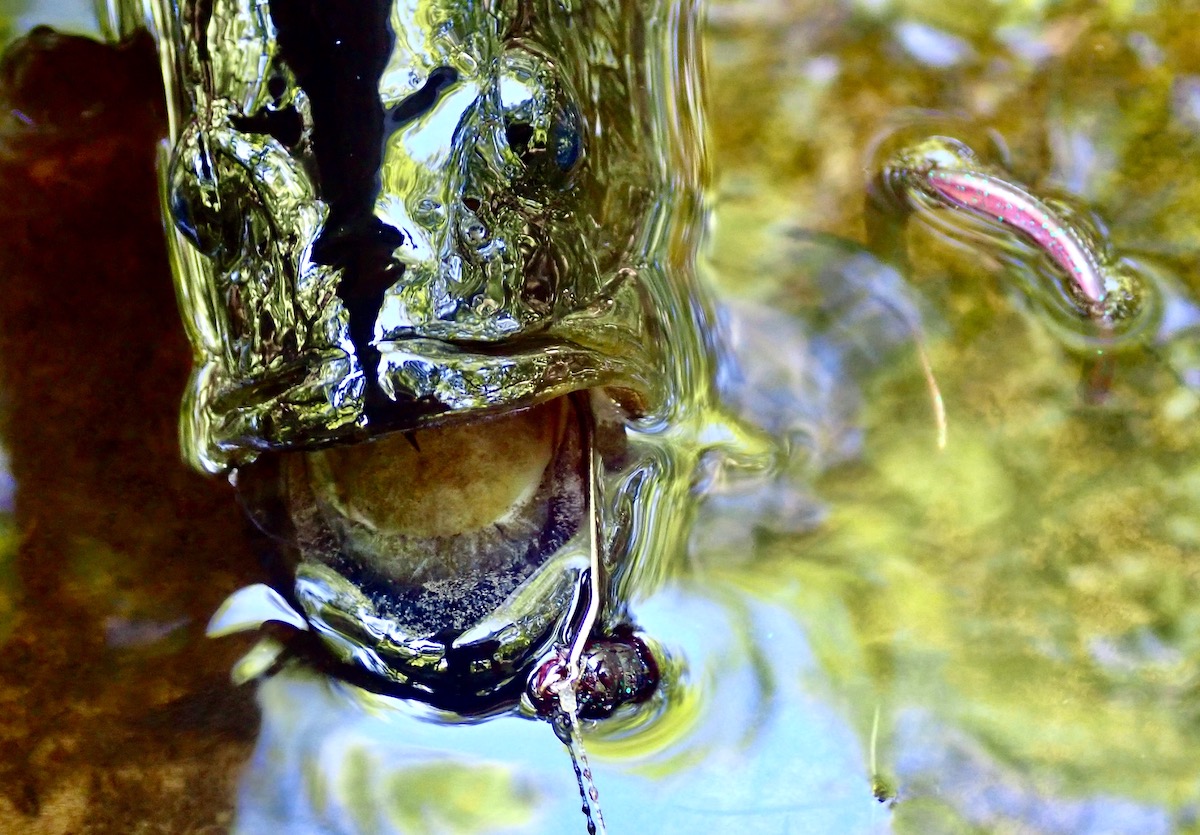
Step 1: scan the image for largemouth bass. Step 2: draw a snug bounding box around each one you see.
[100,0,766,712]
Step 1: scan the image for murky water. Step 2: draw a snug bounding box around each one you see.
[3,1,1200,833]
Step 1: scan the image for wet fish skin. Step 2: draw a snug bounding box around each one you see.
[95,0,765,710]
[103,0,714,473]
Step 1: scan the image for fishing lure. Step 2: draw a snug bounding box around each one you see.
[869,134,1153,339]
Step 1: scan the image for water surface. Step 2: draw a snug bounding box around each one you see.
[2,1,1200,833]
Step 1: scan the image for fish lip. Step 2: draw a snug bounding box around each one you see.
[186,264,658,473]
[206,336,653,465]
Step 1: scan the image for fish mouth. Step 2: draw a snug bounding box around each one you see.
[237,390,619,705]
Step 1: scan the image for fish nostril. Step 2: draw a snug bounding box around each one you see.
[505,122,534,152]
[266,74,287,103]
[462,196,482,213]
[523,248,559,313]
[230,106,303,147]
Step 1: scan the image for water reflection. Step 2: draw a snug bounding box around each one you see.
[706,3,1200,833]
[3,1,1200,834]
[235,589,885,834]
[0,25,261,830]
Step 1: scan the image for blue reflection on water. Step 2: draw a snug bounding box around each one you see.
[235,587,889,835]
[894,711,1172,834]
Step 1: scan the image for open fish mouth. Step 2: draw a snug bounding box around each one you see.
[288,394,587,628]
[235,390,618,707]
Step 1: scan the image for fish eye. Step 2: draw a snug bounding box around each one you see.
[550,101,582,172]
[167,142,231,258]
[497,47,584,182]
[505,98,583,181]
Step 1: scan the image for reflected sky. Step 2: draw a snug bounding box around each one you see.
[236,588,887,835]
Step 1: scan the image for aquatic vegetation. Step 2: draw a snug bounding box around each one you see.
[3,1,1200,833]
[708,3,1200,831]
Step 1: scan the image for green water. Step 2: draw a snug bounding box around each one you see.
[704,1,1200,832]
[2,1,1200,833]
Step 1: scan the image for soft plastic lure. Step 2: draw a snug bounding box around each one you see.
[871,135,1149,333]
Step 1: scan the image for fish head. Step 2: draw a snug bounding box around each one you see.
[162,0,674,465]
[138,0,730,712]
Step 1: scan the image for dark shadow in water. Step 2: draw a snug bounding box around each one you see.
[0,28,263,832]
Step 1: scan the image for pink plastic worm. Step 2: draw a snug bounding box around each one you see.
[923,168,1107,305]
